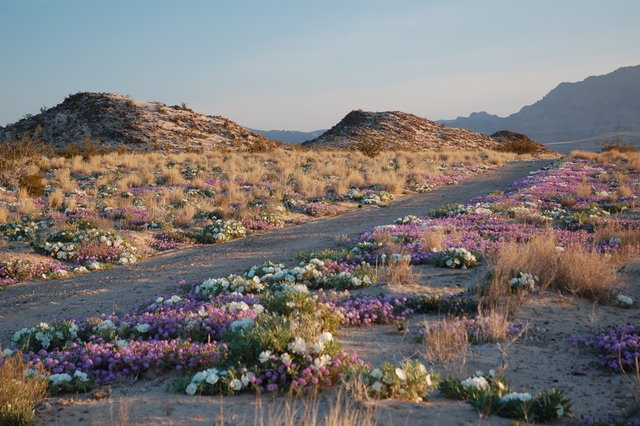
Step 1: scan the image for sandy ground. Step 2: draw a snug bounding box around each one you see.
[3,159,638,425]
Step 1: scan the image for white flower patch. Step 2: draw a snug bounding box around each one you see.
[618,294,634,307]
[501,392,533,402]
[460,376,489,389]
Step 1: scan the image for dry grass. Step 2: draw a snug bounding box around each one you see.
[417,227,444,252]
[491,236,560,292]
[0,350,48,426]
[382,256,418,286]
[595,220,640,258]
[47,188,65,209]
[555,245,620,301]
[173,204,198,228]
[17,198,40,216]
[0,206,9,223]
[422,318,469,365]
[475,308,510,343]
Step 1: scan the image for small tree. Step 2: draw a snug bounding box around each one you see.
[0,126,51,188]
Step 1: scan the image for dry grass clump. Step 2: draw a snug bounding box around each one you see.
[493,236,560,292]
[0,350,48,426]
[17,198,40,216]
[422,318,469,365]
[595,221,640,258]
[483,236,620,303]
[0,206,9,223]
[554,245,619,301]
[417,228,445,252]
[47,188,64,209]
[382,255,417,286]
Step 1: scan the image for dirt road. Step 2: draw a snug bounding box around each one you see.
[0,160,553,345]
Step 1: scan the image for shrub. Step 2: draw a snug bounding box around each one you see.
[18,173,46,197]
[0,127,51,187]
[354,137,383,158]
[599,136,636,153]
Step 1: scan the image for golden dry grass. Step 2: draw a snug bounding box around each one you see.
[0,350,48,426]
[422,318,469,365]
[555,245,620,301]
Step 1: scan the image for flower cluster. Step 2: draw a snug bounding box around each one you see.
[568,322,640,371]
[439,371,571,421]
[431,247,478,269]
[509,272,539,293]
[352,359,438,402]
[200,220,247,243]
[302,202,348,217]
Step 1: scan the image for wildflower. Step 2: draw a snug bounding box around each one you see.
[618,294,634,307]
[395,368,407,381]
[229,379,242,391]
[460,376,488,389]
[259,350,273,363]
[134,323,150,333]
[371,381,383,392]
[185,383,198,395]
[371,368,383,379]
[501,392,532,402]
[206,373,219,384]
[288,337,307,354]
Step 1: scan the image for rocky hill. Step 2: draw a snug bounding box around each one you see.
[440,64,640,148]
[301,109,543,152]
[0,92,280,152]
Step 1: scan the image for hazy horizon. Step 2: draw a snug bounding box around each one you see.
[1,1,639,132]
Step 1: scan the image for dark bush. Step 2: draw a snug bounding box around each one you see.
[18,173,46,197]
[355,137,384,158]
[599,136,636,153]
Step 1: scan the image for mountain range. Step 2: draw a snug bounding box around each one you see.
[439,64,640,153]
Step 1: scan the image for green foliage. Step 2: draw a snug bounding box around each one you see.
[221,314,296,367]
[439,373,571,422]
[347,360,439,402]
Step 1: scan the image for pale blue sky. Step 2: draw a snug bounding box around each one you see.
[1,0,639,131]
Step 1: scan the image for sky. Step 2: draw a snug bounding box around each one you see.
[1,1,639,132]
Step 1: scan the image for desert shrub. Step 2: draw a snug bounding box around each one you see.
[494,138,540,155]
[599,136,637,153]
[355,137,384,158]
[18,173,46,197]
[0,128,51,187]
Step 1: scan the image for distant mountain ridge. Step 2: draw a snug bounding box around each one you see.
[0,92,280,152]
[247,128,327,143]
[301,109,553,154]
[439,65,640,149]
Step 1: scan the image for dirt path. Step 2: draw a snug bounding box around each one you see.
[0,160,553,346]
